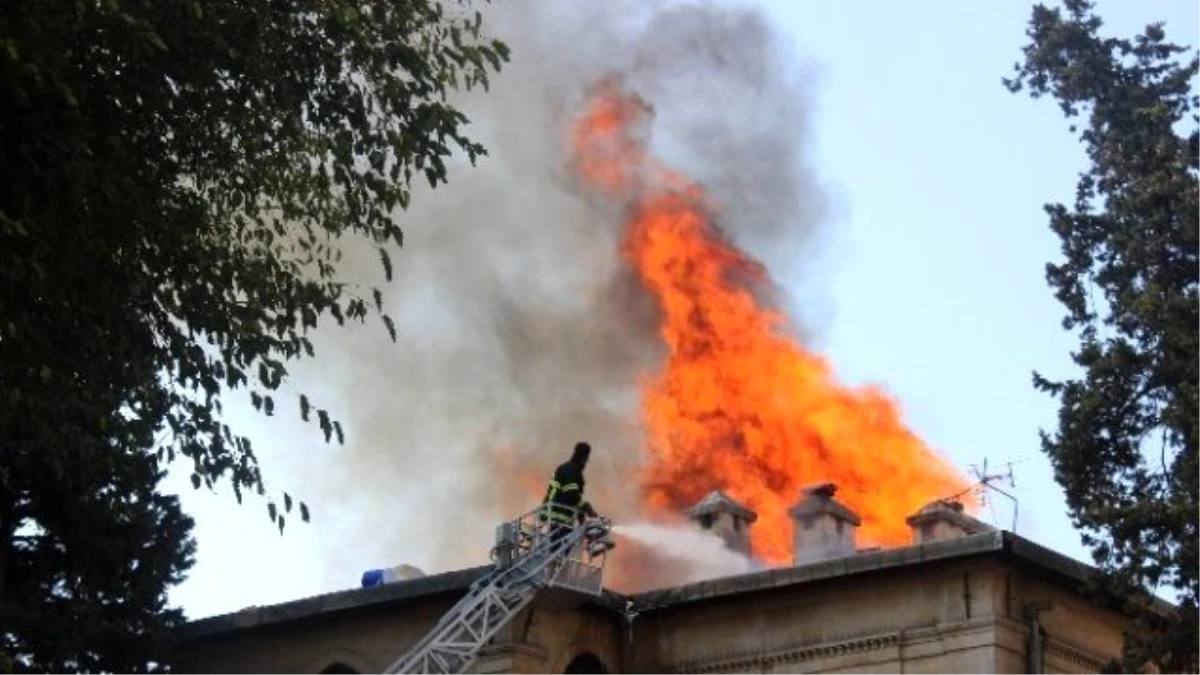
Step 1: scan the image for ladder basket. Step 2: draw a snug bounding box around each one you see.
[385,504,616,674]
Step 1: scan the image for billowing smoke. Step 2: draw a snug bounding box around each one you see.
[289,0,829,588]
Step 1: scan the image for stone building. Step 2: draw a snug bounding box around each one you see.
[176,484,1150,674]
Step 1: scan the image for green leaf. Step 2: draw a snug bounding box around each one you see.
[0,38,19,61]
[379,247,393,281]
[56,80,79,107]
[300,502,311,523]
[284,493,293,513]
[300,394,311,421]
[145,31,168,52]
[317,409,331,442]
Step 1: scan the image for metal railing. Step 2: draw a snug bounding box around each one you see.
[384,503,615,674]
[491,504,613,596]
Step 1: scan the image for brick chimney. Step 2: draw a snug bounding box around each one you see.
[788,483,860,565]
[684,490,757,556]
[905,499,994,544]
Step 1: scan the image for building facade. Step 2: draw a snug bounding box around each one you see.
[177,488,1142,674]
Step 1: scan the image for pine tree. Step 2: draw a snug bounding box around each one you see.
[1005,1,1198,670]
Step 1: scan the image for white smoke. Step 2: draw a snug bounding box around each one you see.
[612,521,761,586]
[254,0,827,589]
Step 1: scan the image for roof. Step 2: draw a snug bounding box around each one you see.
[179,565,491,642]
[177,531,1173,643]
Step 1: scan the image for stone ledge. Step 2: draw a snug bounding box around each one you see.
[900,617,997,659]
[993,616,1033,654]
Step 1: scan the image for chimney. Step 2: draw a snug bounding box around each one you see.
[684,490,757,556]
[905,499,994,544]
[789,483,860,565]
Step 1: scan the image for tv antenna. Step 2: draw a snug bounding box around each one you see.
[968,457,1021,532]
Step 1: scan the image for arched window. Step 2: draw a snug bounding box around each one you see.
[319,663,360,674]
[564,652,608,674]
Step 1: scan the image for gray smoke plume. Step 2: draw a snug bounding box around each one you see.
[286,0,829,589]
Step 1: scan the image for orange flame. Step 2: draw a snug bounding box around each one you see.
[571,79,974,564]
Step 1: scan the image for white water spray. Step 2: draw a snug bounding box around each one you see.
[612,522,761,584]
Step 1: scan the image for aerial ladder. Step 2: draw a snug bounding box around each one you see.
[384,504,617,674]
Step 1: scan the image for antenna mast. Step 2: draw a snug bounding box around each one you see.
[969,458,1020,532]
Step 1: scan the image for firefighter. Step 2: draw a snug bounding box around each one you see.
[542,441,598,547]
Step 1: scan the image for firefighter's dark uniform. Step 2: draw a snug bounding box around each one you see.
[542,456,596,547]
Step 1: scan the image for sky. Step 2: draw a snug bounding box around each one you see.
[164,0,1200,620]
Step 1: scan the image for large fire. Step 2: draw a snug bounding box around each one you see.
[570,79,974,564]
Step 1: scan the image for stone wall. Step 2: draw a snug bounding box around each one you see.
[626,555,1127,674]
[511,602,625,673]
[630,557,1004,673]
[994,558,1127,674]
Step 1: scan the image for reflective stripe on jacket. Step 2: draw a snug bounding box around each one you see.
[542,459,587,524]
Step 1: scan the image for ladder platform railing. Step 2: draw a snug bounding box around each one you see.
[384,504,616,674]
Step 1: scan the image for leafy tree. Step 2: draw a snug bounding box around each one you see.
[1005,1,1197,671]
[0,0,507,670]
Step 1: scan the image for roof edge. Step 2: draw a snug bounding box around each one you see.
[631,531,1177,620]
[178,565,491,642]
[632,530,1007,611]
[1000,532,1177,619]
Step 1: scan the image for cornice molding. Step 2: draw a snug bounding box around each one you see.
[674,631,902,673]
[1044,636,1107,672]
[671,617,1001,674]
[995,615,1112,671]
